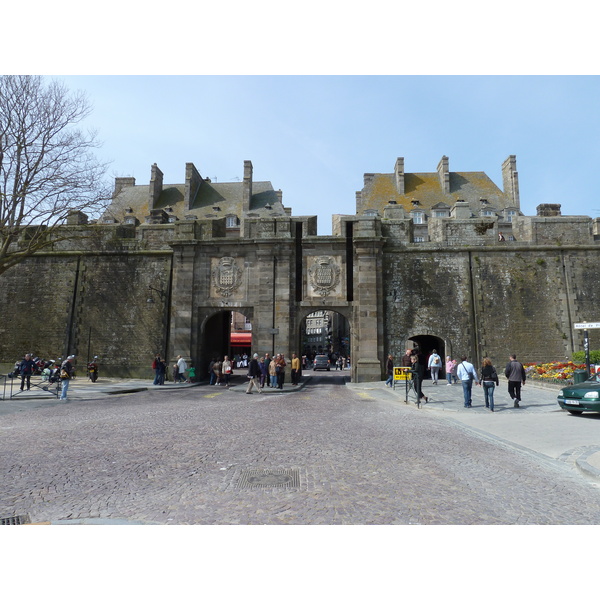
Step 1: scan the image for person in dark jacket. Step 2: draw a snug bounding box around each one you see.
[19,353,36,391]
[505,354,527,408]
[246,353,263,394]
[59,355,76,400]
[480,357,499,411]
[385,354,394,387]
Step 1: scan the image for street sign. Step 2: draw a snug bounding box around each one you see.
[574,323,600,329]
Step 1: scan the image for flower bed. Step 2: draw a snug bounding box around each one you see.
[524,361,587,383]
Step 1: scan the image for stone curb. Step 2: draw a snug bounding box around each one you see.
[575,446,600,481]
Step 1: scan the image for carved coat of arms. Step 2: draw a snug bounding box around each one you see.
[308,256,341,297]
[212,256,243,297]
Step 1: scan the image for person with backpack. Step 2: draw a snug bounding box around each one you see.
[428,349,442,385]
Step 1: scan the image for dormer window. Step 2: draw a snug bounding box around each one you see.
[364,209,379,217]
[226,215,239,228]
[412,211,425,224]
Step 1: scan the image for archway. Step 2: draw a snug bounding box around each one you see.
[299,309,352,373]
[200,310,253,380]
[408,334,446,379]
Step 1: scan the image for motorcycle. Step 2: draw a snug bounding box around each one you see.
[87,357,99,382]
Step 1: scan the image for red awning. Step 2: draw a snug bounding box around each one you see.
[230,332,252,346]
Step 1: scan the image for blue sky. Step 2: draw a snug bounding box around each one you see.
[56,75,600,234]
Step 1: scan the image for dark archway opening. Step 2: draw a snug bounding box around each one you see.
[408,334,446,379]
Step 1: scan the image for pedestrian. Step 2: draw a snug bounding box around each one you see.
[505,354,527,408]
[208,358,217,385]
[409,354,428,403]
[291,353,301,385]
[259,357,268,387]
[176,355,188,383]
[213,358,222,386]
[457,355,479,408]
[445,356,455,385]
[59,355,76,400]
[276,353,287,389]
[18,353,36,391]
[480,357,499,411]
[152,354,162,385]
[187,364,196,383]
[385,354,394,387]
[246,353,263,394]
[172,362,179,383]
[222,355,232,387]
[401,348,413,367]
[269,356,278,388]
[156,358,166,385]
[264,353,272,386]
[428,349,442,385]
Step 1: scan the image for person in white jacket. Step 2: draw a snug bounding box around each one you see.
[428,350,442,385]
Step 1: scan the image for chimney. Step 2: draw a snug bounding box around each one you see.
[394,157,405,195]
[114,176,136,198]
[185,162,203,209]
[149,163,163,209]
[437,156,450,194]
[502,155,520,208]
[242,160,253,213]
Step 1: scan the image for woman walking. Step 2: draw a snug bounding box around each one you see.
[480,357,499,411]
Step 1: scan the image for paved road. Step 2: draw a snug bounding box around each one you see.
[1,372,599,525]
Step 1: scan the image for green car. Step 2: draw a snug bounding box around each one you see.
[557,373,600,414]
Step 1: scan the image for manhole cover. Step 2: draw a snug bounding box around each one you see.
[236,468,300,489]
[0,515,31,525]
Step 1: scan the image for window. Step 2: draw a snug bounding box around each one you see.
[226,215,239,228]
[412,211,424,224]
[433,210,448,218]
[414,236,425,243]
[364,209,379,217]
[481,210,495,217]
[506,210,517,223]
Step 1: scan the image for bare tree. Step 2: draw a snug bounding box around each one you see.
[0,75,111,276]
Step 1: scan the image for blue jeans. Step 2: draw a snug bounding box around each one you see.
[446,373,452,384]
[60,378,70,400]
[385,374,393,386]
[461,379,473,407]
[483,382,495,410]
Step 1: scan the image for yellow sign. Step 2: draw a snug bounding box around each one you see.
[394,367,411,381]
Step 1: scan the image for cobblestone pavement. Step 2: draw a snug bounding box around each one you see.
[1,376,600,525]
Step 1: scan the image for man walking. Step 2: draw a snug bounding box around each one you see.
[505,354,527,408]
[176,355,188,383]
[60,355,76,400]
[246,353,263,394]
[291,353,301,385]
[457,355,479,408]
[19,353,36,391]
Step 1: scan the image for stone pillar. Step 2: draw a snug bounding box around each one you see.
[169,242,196,364]
[114,176,136,197]
[352,232,384,382]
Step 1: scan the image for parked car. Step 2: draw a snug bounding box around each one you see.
[557,372,600,414]
[313,355,330,371]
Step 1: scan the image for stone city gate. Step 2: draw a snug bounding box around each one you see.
[167,216,384,382]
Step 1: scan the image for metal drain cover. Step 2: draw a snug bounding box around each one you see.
[0,515,31,525]
[236,468,300,489]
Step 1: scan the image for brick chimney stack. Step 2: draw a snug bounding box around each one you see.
[502,155,520,208]
[437,156,450,194]
[242,160,253,213]
[149,163,164,209]
[394,157,405,195]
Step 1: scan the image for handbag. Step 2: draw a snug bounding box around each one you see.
[60,368,70,379]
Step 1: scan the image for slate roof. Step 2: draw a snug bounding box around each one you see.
[359,171,510,215]
[103,179,286,224]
